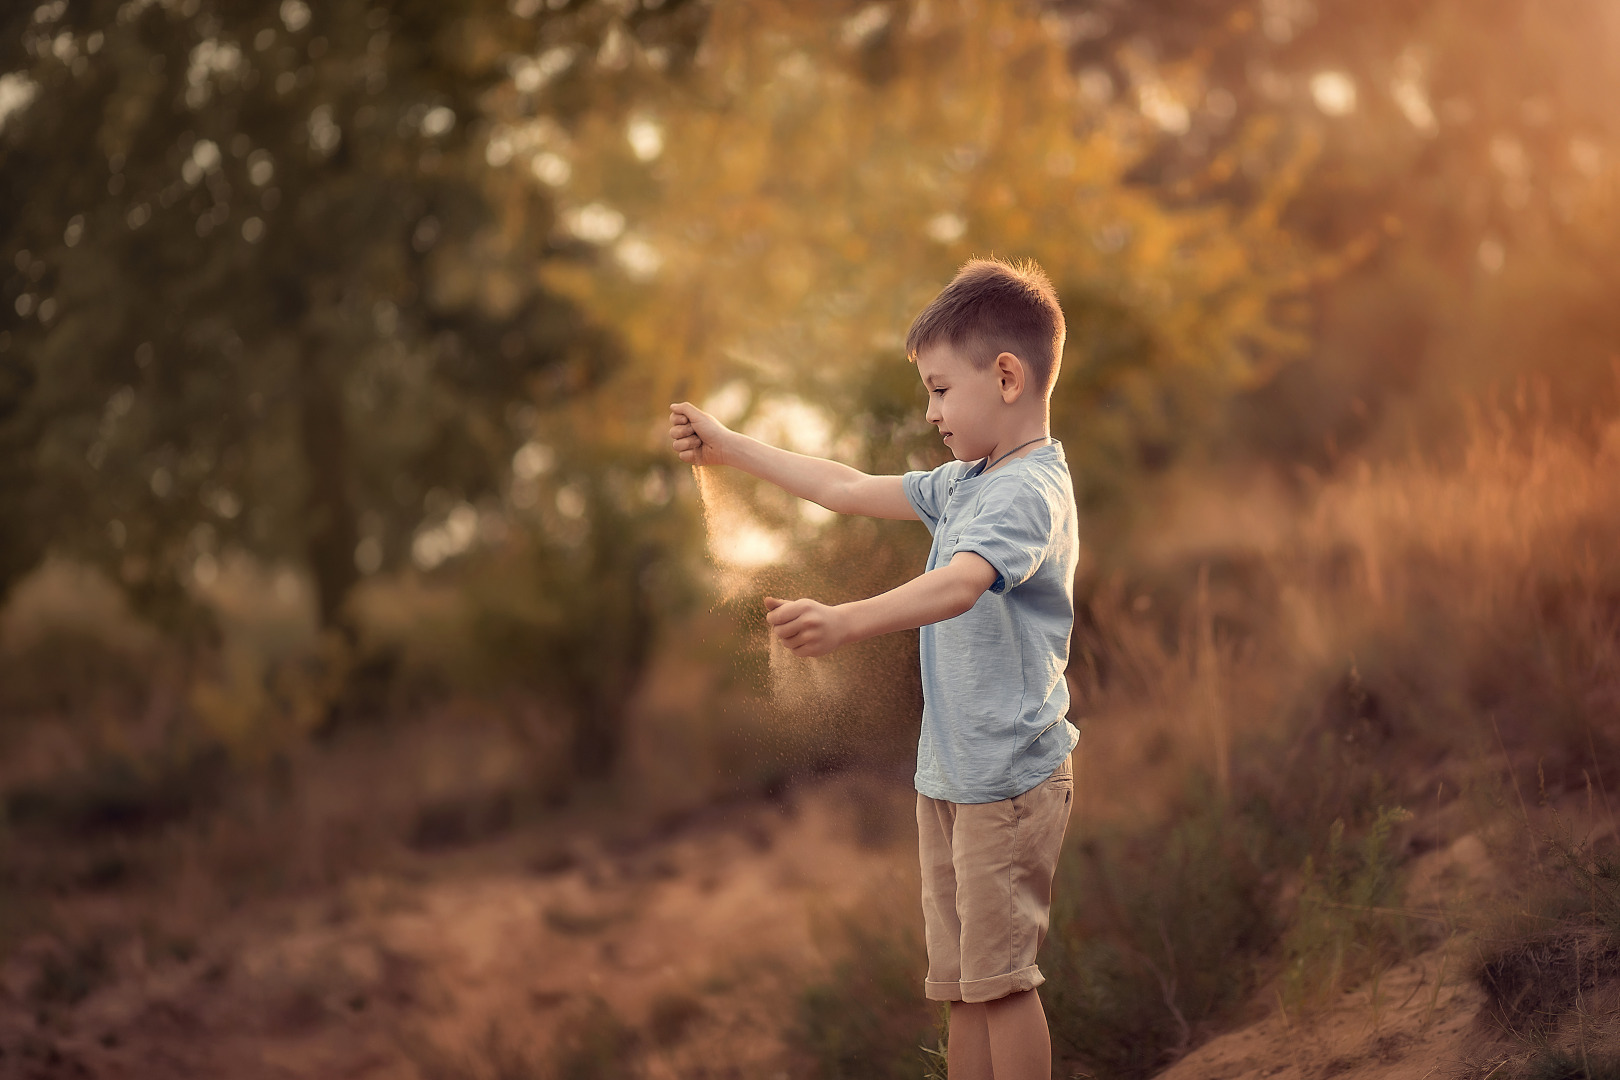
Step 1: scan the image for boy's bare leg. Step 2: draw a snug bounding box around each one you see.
[950,989,1050,1080]
[947,1001,993,1080]
[993,988,1054,1079]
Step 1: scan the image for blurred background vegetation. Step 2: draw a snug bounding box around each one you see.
[4,0,1620,1077]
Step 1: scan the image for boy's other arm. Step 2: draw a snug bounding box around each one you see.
[670,401,916,520]
[765,552,998,657]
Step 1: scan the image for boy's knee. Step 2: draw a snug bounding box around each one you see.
[983,987,1038,1012]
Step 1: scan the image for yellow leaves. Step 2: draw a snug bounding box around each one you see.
[188,633,340,766]
[531,0,1310,480]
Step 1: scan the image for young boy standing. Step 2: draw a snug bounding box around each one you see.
[669,258,1079,1080]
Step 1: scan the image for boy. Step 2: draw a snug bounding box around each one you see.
[669,258,1078,1080]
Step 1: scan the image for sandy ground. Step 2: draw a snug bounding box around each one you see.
[0,808,1539,1080]
[2,714,1605,1080]
[0,775,918,1079]
[1154,940,1490,1080]
[1153,830,1546,1080]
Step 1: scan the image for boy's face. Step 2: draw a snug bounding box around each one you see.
[916,341,1007,463]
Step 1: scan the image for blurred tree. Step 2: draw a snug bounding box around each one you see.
[0,0,702,634]
[545,0,1312,563]
[1049,0,1620,461]
[0,0,711,776]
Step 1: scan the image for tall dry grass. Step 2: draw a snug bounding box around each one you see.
[800,402,1620,1078]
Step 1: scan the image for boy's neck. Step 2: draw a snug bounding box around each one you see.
[983,411,1053,473]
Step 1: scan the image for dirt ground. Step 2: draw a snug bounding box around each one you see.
[0,773,919,1079]
[1155,941,1487,1080]
[0,796,1559,1080]
[1154,823,1620,1080]
[2,712,1609,1080]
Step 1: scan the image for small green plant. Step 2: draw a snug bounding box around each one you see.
[1546,834,1620,940]
[1521,1049,1620,1080]
[405,1022,548,1080]
[549,998,636,1080]
[1042,791,1278,1079]
[646,991,705,1047]
[920,1004,949,1080]
[29,935,112,1007]
[1279,805,1416,1011]
[794,913,935,1080]
[1472,824,1620,1055]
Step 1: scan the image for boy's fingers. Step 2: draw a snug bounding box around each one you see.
[763,596,784,611]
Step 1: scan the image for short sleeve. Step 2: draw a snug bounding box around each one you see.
[951,475,1056,594]
[903,464,960,536]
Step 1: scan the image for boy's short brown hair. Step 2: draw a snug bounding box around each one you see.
[906,257,1066,397]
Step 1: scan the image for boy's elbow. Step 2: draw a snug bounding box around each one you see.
[949,577,988,617]
[942,555,996,616]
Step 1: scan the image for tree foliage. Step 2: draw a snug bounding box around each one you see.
[0,0,702,631]
[553,0,1312,540]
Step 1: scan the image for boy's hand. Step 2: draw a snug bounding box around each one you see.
[669,401,733,467]
[764,596,849,658]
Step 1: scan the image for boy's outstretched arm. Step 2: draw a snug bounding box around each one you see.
[765,552,998,657]
[669,401,916,520]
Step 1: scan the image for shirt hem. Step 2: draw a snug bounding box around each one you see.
[914,722,1080,804]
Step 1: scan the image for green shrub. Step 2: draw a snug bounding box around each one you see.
[794,914,938,1080]
[1475,833,1620,1046]
[1522,1050,1620,1080]
[1279,805,1417,1011]
[549,998,637,1080]
[1044,785,1278,1079]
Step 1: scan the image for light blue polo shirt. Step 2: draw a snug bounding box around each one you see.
[902,441,1081,804]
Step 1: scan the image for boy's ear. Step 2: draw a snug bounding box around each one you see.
[995,351,1026,404]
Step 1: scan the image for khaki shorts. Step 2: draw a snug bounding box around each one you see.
[916,756,1074,1003]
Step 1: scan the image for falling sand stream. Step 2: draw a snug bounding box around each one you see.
[690,463,842,711]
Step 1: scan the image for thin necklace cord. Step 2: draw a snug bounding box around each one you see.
[983,435,1054,474]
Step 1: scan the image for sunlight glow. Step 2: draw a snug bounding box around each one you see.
[530,151,571,187]
[615,235,663,280]
[279,0,310,33]
[512,441,555,480]
[1310,71,1357,116]
[1139,83,1190,135]
[1390,50,1437,133]
[841,4,891,49]
[703,381,751,425]
[743,396,834,458]
[926,213,966,243]
[564,202,626,244]
[627,116,664,161]
[0,73,39,135]
[713,519,787,568]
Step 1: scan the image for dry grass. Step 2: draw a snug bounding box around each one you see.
[6,402,1620,1076]
[797,403,1620,1078]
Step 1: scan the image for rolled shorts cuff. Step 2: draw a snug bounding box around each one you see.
[925,963,1046,1003]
